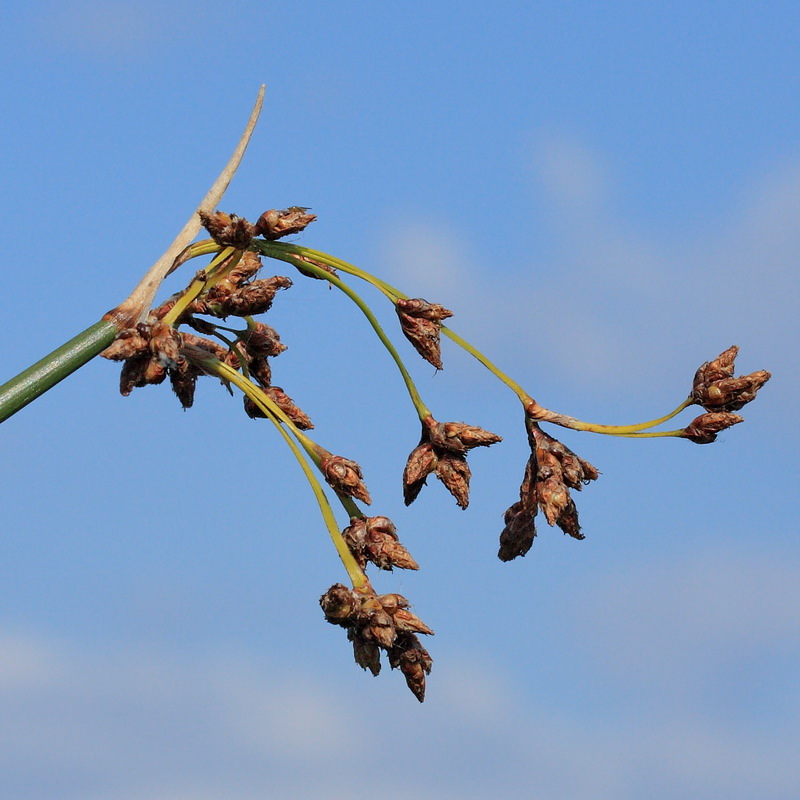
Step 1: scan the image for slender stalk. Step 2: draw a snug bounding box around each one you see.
[266,243,697,437]
[187,346,366,587]
[256,242,432,421]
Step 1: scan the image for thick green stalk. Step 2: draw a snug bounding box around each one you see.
[0,319,118,423]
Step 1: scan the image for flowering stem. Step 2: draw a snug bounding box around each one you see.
[186,347,367,588]
[255,242,432,422]
[0,320,119,423]
[0,89,264,425]
[264,243,696,438]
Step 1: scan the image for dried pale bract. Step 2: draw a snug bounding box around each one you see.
[320,453,372,504]
[254,207,317,240]
[683,412,744,444]
[396,297,453,370]
[199,210,256,248]
[342,516,419,571]
[691,345,771,412]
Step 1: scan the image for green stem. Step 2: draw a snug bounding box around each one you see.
[0,319,118,423]
[265,243,696,438]
[256,241,431,421]
[188,348,366,588]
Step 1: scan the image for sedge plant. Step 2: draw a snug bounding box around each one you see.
[0,88,770,702]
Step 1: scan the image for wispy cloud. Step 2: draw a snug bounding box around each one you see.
[3,547,799,800]
[379,136,797,413]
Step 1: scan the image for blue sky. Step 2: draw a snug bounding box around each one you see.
[0,2,798,798]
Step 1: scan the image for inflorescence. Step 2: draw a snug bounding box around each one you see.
[101,208,770,701]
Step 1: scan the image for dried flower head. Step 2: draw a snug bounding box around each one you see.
[396,297,454,370]
[691,346,771,412]
[683,411,744,444]
[403,416,501,508]
[320,453,372,504]
[199,210,256,248]
[342,516,419,571]
[320,583,433,700]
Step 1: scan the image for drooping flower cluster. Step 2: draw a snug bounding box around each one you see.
[403,416,503,508]
[320,583,433,701]
[97,204,771,702]
[499,421,599,561]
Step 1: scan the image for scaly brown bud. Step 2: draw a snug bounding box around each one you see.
[691,346,771,412]
[292,253,338,280]
[683,412,744,444]
[349,630,381,676]
[342,516,419,571]
[216,276,294,318]
[319,583,359,623]
[178,332,229,361]
[395,297,453,370]
[264,386,314,429]
[555,498,584,539]
[320,453,372,504]
[169,362,199,409]
[101,328,148,361]
[226,250,265,286]
[435,453,472,509]
[427,418,503,455]
[498,501,537,561]
[254,207,317,240]
[403,443,438,505]
[239,322,287,358]
[198,210,256,248]
[388,632,433,703]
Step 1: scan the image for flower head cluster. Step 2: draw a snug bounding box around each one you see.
[320,583,433,701]
[395,298,453,370]
[499,421,599,561]
[684,346,770,443]
[102,210,314,426]
[92,199,772,704]
[342,515,419,571]
[403,416,502,508]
